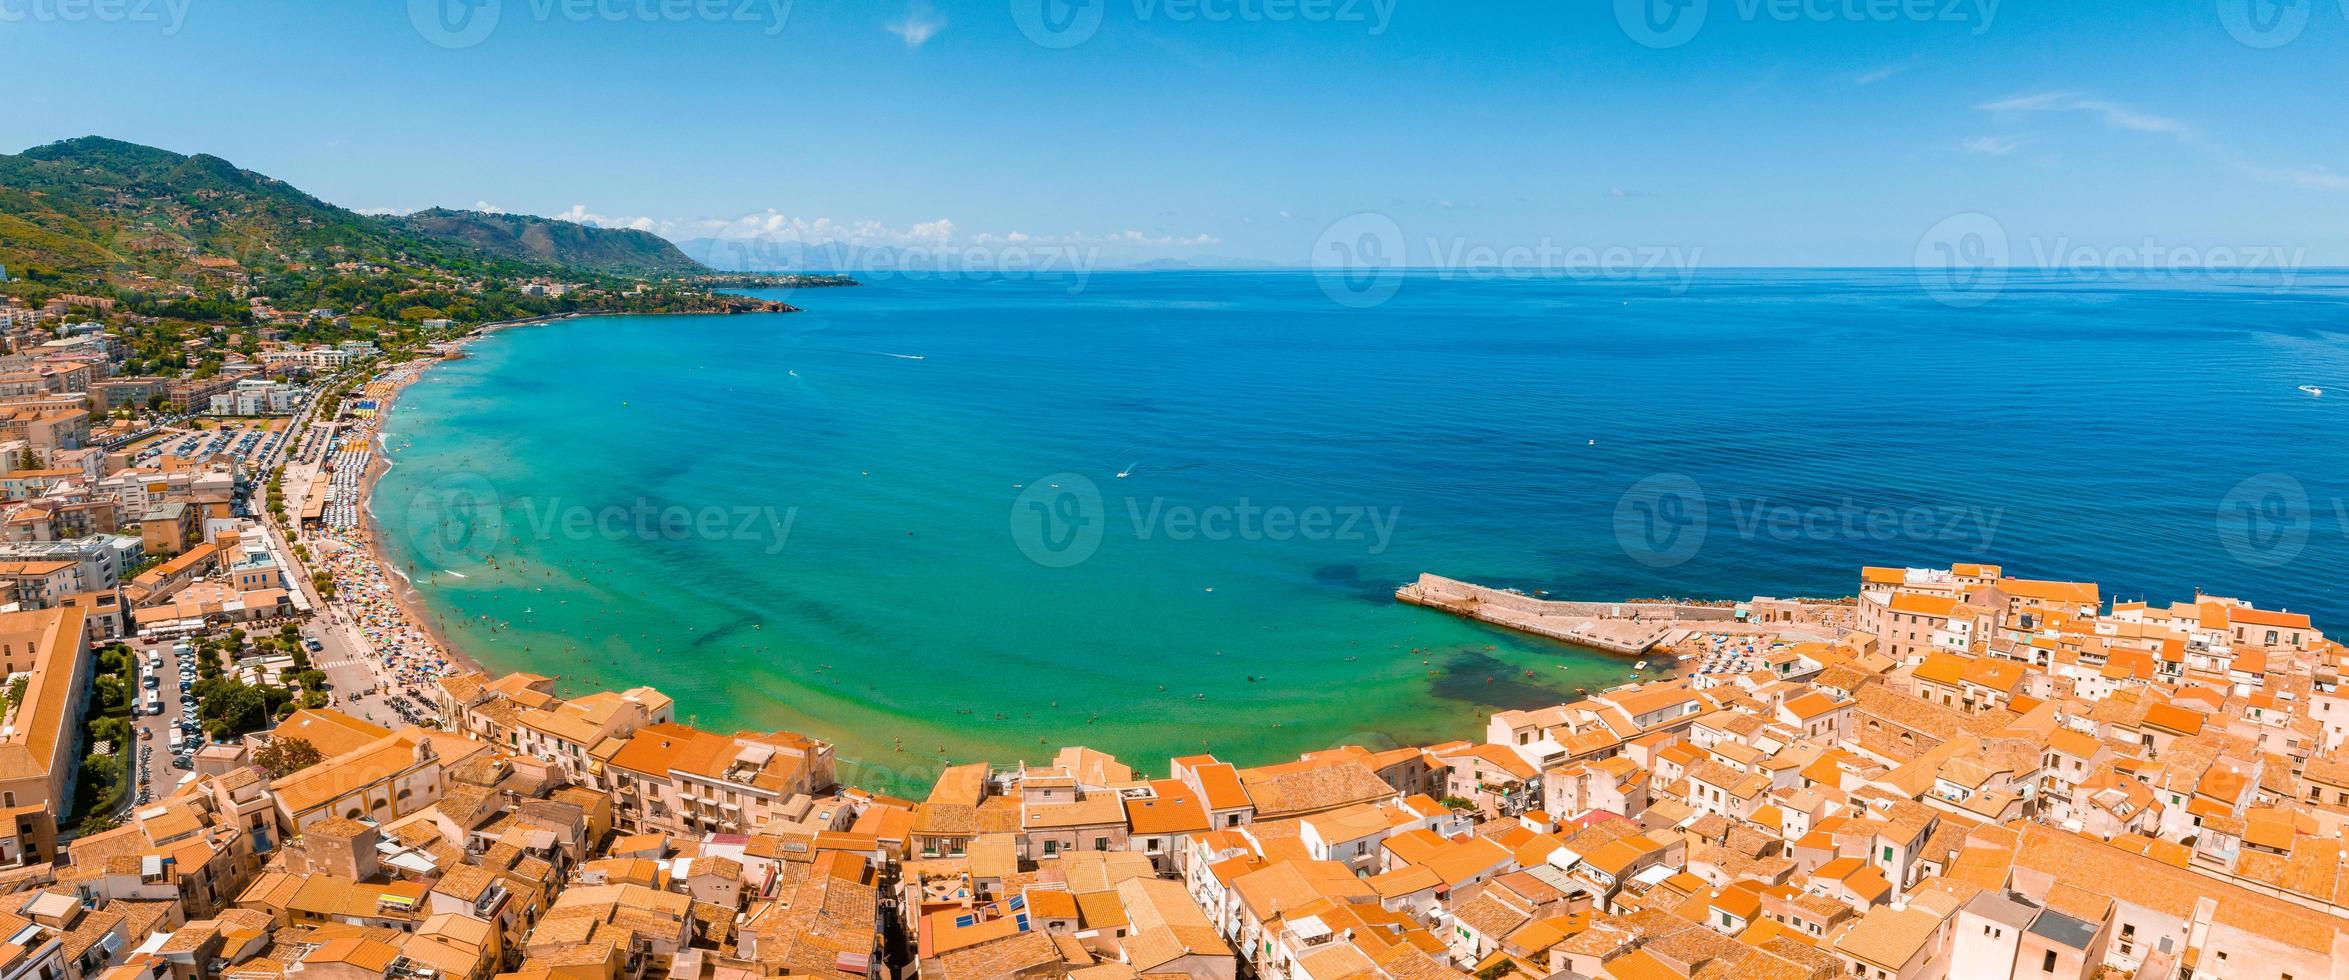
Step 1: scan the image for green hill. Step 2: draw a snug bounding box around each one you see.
[388,208,703,275]
[0,136,706,285]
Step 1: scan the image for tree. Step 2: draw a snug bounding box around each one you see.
[254,737,324,777]
[203,685,270,740]
[12,448,35,471]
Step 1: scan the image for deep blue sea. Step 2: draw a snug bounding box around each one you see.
[373,269,2349,791]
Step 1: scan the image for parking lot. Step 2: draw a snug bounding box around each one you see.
[127,421,293,470]
[125,637,206,806]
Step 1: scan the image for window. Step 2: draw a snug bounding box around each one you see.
[2042,950,2056,972]
[1042,840,1059,856]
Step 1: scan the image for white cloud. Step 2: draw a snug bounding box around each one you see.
[885,1,945,47]
[695,211,959,247]
[1962,135,2026,156]
[1853,64,1906,85]
[552,204,659,232]
[690,210,1215,249]
[1976,92,2188,137]
[1973,93,2341,193]
[2242,164,2349,192]
[353,207,405,216]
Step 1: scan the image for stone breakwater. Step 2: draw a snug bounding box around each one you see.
[1395,573,1742,655]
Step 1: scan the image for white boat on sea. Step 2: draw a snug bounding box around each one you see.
[2299,385,2324,397]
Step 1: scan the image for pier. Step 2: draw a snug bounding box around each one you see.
[1394,573,1746,655]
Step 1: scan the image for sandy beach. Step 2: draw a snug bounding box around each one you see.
[303,356,487,693]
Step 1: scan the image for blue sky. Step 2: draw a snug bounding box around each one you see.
[1,0,2344,265]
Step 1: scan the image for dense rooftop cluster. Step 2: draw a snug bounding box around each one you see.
[0,561,2333,980]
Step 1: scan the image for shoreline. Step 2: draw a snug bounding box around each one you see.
[354,364,485,678]
[322,311,1762,779]
[339,307,804,689]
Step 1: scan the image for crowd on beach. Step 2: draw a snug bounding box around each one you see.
[304,366,468,697]
[1681,630,1795,676]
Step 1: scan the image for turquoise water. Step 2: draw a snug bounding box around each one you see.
[373,270,2349,793]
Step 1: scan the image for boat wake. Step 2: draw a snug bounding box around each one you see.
[875,352,926,361]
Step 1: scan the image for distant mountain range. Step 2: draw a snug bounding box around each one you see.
[389,207,703,275]
[0,136,707,285]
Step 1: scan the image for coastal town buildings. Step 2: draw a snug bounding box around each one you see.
[0,353,2342,980]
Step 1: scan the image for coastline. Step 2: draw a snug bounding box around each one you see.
[321,298,1756,785]
[349,355,485,677]
[342,308,793,687]
[329,306,1651,782]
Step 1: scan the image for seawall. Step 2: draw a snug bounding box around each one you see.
[1394,573,1742,655]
